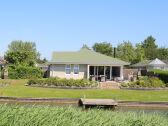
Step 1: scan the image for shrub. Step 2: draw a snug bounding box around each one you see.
[149,69,168,83]
[121,76,166,88]
[8,64,43,79]
[166,83,168,87]
[128,82,138,88]
[28,78,99,87]
[148,77,165,88]
[138,76,148,81]
[121,83,128,87]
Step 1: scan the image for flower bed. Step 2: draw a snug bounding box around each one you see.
[27,78,99,87]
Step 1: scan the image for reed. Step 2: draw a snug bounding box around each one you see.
[0,104,167,126]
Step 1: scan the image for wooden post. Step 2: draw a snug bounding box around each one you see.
[87,65,90,79]
[110,66,112,80]
[120,66,123,80]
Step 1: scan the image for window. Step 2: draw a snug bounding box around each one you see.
[65,65,71,74]
[74,65,79,74]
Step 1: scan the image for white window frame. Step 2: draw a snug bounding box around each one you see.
[65,64,71,75]
[73,64,79,75]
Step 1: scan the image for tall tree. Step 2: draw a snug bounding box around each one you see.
[5,40,40,65]
[92,42,113,56]
[142,36,158,60]
[116,41,136,64]
[134,44,146,63]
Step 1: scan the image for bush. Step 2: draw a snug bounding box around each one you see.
[8,64,43,79]
[166,83,168,87]
[121,76,166,88]
[28,78,99,87]
[149,69,168,83]
[148,77,165,88]
[121,83,128,87]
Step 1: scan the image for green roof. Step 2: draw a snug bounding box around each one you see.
[132,60,151,67]
[49,48,129,65]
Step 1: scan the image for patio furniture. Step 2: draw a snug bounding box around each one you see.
[100,75,106,82]
[90,75,96,81]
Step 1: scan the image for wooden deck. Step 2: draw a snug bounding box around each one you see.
[80,98,118,107]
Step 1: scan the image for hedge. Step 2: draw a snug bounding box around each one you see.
[149,69,168,83]
[27,78,99,87]
[8,64,43,79]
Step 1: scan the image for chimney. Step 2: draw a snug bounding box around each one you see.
[114,47,117,58]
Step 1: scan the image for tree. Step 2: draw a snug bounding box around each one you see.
[157,47,168,60]
[5,40,40,66]
[134,44,146,63]
[142,36,158,60]
[92,42,113,56]
[116,41,136,64]
[36,58,47,64]
[5,51,30,65]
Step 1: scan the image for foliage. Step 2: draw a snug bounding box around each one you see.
[36,58,47,64]
[92,42,114,56]
[134,44,146,63]
[5,41,45,79]
[0,104,167,126]
[5,40,40,66]
[5,51,35,66]
[142,36,158,49]
[149,69,168,83]
[28,78,99,87]
[141,36,158,60]
[157,47,168,60]
[8,64,43,79]
[121,76,166,88]
[91,36,168,64]
[116,41,136,64]
[120,83,128,87]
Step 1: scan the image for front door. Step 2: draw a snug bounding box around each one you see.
[105,66,110,80]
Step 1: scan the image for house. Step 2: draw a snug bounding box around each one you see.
[35,63,49,78]
[48,47,129,81]
[132,58,168,70]
[35,63,48,72]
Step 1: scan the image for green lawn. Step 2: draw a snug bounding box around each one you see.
[0,79,168,101]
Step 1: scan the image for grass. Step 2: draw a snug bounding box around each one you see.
[0,79,168,101]
[0,104,167,126]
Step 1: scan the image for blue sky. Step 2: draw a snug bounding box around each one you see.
[0,0,168,60]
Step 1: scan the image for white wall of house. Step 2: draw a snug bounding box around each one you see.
[49,64,124,80]
[49,64,87,79]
